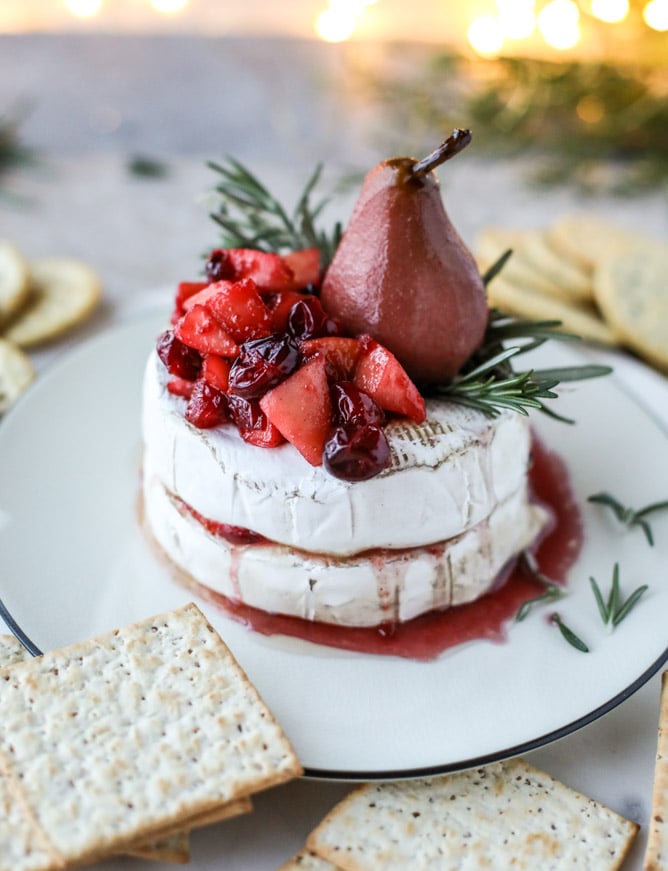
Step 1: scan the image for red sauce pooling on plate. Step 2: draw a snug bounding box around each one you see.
[186,435,583,660]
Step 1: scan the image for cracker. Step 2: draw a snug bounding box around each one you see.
[0,338,35,414]
[547,214,645,272]
[279,848,342,870]
[644,670,668,871]
[477,227,593,305]
[0,240,30,325]
[593,240,668,371]
[0,604,301,869]
[3,257,101,347]
[307,758,638,871]
[487,275,617,345]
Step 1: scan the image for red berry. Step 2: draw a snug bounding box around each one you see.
[227,395,284,447]
[332,382,385,427]
[185,380,228,428]
[228,334,301,399]
[287,297,329,341]
[323,424,391,481]
[205,249,236,282]
[156,330,202,380]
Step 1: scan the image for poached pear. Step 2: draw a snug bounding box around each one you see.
[320,130,488,385]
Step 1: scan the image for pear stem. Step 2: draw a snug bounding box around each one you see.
[411,129,472,178]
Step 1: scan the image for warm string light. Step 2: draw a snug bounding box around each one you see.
[467,0,661,57]
[62,0,190,19]
[315,0,378,43]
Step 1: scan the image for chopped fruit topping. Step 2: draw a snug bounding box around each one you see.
[159,247,430,478]
[156,329,202,380]
[282,247,322,289]
[332,381,385,427]
[300,337,362,381]
[260,356,333,465]
[167,376,195,399]
[174,305,240,357]
[354,336,426,423]
[323,424,391,481]
[228,333,301,399]
[201,355,231,392]
[185,379,228,428]
[206,248,295,291]
[228,395,285,447]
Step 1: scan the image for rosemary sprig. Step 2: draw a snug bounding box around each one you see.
[433,271,612,420]
[208,158,342,267]
[588,491,668,547]
[550,613,590,653]
[515,551,565,621]
[589,563,648,629]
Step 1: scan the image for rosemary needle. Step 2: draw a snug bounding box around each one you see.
[589,563,649,629]
[515,551,565,621]
[588,491,668,546]
[550,613,590,653]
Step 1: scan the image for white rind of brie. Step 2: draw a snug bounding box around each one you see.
[143,461,549,627]
[142,351,536,557]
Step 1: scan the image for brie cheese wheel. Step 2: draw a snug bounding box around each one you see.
[143,461,549,627]
[142,352,535,557]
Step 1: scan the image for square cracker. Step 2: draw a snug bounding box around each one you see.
[0,604,301,870]
[307,757,637,871]
[644,670,668,871]
[0,635,254,865]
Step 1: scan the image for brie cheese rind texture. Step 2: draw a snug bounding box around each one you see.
[143,352,537,557]
[142,351,549,627]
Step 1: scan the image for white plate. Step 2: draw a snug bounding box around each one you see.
[1,309,667,781]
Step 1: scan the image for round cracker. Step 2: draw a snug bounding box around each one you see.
[0,338,35,414]
[487,275,617,346]
[547,214,644,273]
[0,240,30,325]
[4,257,102,347]
[593,241,668,371]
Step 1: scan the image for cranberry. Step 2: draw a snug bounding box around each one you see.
[287,298,328,341]
[227,394,266,431]
[228,334,301,398]
[323,424,391,482]
[205,248,236,282]
[185,380,228,428]
[332,382,385,427]
[156,330,202,380]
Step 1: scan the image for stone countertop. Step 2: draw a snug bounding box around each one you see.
[1,33,668,871]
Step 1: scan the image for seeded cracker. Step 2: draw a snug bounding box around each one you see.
[279,848,341,870]
[306,757,638,871]
[0,635,254,865]
[3,257,101,347]
[593,240,668,372]
[0,605,301,870]
[0,239,30,325]
[644,671,668,871]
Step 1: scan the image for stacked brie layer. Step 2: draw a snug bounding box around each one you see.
[142,351,549,627]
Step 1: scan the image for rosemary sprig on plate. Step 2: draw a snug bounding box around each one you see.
[589,563,648,629]
[208,158,342,267]
[550,613,590,653]
[588,491,668,547]
[515,551,566,621]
